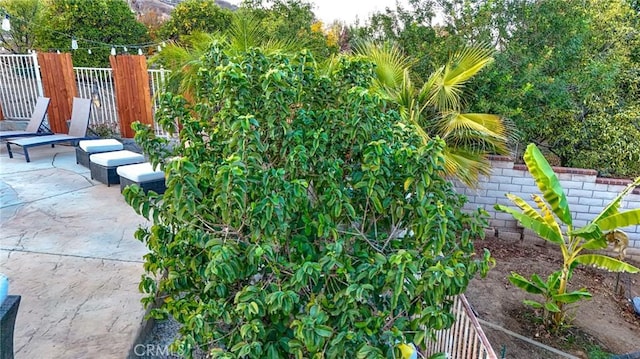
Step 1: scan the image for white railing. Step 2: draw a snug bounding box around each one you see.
[0,53,43,120]
[74,67,119,134]
[424,295,497,359]
[148,68,170,137]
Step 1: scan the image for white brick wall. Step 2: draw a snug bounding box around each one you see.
[454,156,640,261]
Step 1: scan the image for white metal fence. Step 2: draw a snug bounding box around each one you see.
[148,68,170,137]
[425,295,497,359]
[0,52,171,137]
[0,53,43,120]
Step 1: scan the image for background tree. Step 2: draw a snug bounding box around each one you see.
[240,0,338,59]
[465,0,640,177]
[126,43,492,358]
[158,0,232,40]
[0,0,45,53]
[137,9,166,42]
[36,0,149,67]
[353,0,442,80]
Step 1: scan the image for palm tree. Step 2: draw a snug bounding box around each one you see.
[358,42,516,186]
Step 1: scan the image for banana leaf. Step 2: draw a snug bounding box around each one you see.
[568,223,602,241]
[553,290,592,304]
[495,204,564,244]
[523,144,572,226]
[595,209,640,231]
[523,299,544,309]
[582,236,608,250]
[574,254,640,273]
[509,272,544,294]
[592,176,640,223]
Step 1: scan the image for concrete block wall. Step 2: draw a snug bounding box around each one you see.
[455,156,640,261]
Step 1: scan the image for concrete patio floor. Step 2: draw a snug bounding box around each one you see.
[0,143,150,358]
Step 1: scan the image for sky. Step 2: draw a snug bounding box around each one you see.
[227,0,409,25]
[307,0,408,25]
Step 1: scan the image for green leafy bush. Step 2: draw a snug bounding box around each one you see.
[126,43,491,358]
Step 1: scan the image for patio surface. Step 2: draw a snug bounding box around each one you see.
[0,143,150,358]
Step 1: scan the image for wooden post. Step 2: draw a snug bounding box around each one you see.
[109,55,153,138]
[37,53,78,134]
[0,101,4,121]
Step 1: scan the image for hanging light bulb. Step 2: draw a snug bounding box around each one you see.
[56,50,60,54]
[161,41,166,47]
[1,14,10,32]
[110,47,116,56]
[137,48,143,56]
[71,37,78,50]
[88,48,92,54]
[123,46,128,52]
[157,45,162,52]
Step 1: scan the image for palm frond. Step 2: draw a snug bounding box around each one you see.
[446,46,495,85]
[355,42,416,90]
[442,146,492,187]
[439,113,507,141]
[227,11,307,55]
[429,46,494,111]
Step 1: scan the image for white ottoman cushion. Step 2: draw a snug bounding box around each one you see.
[79,139,123,152]
[90,150,145,167]
[117,162,164,182]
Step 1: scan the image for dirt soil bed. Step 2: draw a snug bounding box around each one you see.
[467,236,640,358]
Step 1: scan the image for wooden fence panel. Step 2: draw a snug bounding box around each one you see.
[37,53,78,133]
[109,55,153,138]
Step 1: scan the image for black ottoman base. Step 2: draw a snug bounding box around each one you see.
[90,162,120,186]
[120,177,167,194]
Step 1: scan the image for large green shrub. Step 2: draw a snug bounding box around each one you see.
[126,43,491,358]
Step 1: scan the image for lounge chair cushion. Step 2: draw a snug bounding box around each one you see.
[90,150,145,167]
[116,162,164,182]
[79,139,123,153]
[8,134,79,147]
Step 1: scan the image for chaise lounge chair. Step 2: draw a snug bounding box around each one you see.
[0,97,51,139]
[6,97,92,163]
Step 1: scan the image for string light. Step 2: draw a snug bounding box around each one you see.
[2,9,169,56]
[1,14,10,32]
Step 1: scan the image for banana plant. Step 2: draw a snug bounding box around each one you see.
[495,143,640,330]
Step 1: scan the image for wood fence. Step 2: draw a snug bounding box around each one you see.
[109,55,154,138]
[37,53,78,134]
